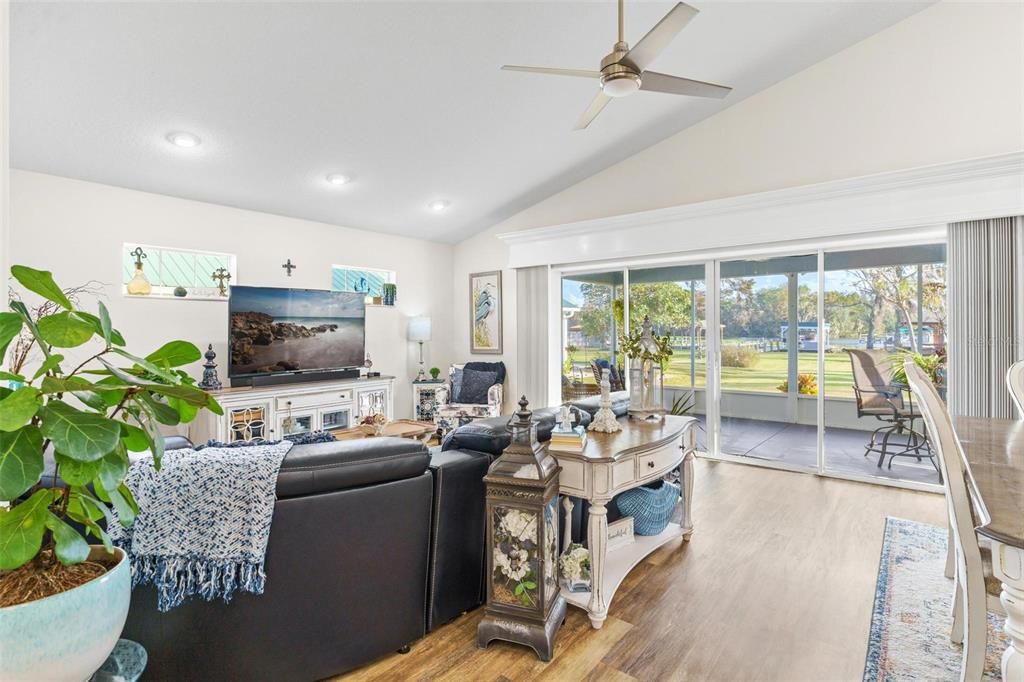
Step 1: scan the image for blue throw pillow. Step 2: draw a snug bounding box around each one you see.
[457,368,498,404]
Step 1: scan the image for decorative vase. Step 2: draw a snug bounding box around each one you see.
[126,266,152,296]
[0,547,131,681]
[382,284,397,306]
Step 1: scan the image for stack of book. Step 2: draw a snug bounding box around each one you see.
[549,425,587,453]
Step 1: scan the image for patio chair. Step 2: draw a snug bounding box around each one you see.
[846,349,935,472]
[590,359,625,391]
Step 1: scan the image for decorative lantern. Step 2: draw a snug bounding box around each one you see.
[125,247,152,296]
[626,316,667,421]
[477,396,566,661]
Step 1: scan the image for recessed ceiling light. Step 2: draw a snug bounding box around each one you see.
[166,131,201,148]
[326,173,350,186]
[428,200,450,212]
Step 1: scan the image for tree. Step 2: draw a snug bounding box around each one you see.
[576,282,616,347]
[628,282,691,334]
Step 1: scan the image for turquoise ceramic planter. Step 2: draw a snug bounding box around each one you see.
[0,547,130,682]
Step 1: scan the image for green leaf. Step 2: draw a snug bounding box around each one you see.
[514,583,525,595]
[0,426,44,499]
[97,444,128,492]
[96,479,135,528]
[75,311,125,347]
[37,311,95,348]
[0,371,26,384]
[0,312,23,360]
[142,382,211,407]
[40,401,121,462]
[66,492,114,553]
[120,422,150,452]
[45,512,91,565]
[32,353,65,380]
[523,580,537,589]
[98,302,113,345]
[206,394,224,416]
[55,452,102,486]
[135,393,180,426]
[168,395,199,423]
[97,358,147,386]
[0,489,55,569]
[111,348,178,383]
[0,386,41,432]
[145,340,201,368]
[40,375,95,394]
[10,266,71,310]
[140,415,164,468]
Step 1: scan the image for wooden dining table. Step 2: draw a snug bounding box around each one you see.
[953,415,1024,682]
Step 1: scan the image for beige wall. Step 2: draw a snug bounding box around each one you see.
[452,1,1024,398]
[9,170,455,418]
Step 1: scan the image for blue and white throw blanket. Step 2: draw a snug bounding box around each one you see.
[109,441,293,612]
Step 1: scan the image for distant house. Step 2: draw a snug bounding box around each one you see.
[779,322,831,352]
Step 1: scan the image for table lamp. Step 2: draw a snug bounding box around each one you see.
[408,316,432,381]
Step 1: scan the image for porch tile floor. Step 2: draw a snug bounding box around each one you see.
[691,415,941,486]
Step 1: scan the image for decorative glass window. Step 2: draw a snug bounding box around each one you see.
[122,243,236,299]
[331,265,395,298]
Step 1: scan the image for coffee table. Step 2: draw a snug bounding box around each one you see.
[334,418,437,443]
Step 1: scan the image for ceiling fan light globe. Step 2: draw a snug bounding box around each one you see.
[601,73,641,98]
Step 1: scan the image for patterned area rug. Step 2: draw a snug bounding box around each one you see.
[864,517,1008,681]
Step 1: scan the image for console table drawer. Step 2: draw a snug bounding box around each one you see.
[277,390,352,410]
[637,443,681,478]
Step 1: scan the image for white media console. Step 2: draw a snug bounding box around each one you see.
[190,375,395,444]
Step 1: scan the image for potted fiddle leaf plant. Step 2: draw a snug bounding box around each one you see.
[0,265,222,681]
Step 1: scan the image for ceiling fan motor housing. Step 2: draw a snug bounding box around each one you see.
[599,45,641,97]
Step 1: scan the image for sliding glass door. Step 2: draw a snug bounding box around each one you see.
[716,255,818,470]
[628,265,707,450]
[560,271,624,402]
[821,245,946,485]
[554,239,946,489]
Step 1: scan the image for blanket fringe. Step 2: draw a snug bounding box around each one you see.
[130,554,267,613]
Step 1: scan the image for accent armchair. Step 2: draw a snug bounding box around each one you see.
[434,362,505,435]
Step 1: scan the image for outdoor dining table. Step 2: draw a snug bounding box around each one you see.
[953,415,1024,682]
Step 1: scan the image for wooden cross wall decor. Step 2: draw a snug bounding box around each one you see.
[282,259,296,276]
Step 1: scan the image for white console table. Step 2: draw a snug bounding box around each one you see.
[551,415,698,629]
[190,376,395,444]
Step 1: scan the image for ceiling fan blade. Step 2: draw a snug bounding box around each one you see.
[640,71,732,98]
[501,65,601,79]
[574,91,613,130]
[619,2,698,72]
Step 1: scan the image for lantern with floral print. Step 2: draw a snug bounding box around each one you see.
[477,396,566,661]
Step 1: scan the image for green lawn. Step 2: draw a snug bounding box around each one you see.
[567,346,903,398]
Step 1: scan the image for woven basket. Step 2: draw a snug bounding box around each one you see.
[614,481,680,536]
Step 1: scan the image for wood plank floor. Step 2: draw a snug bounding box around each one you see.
[341,458,946,682]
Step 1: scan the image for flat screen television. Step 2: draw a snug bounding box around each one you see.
[228,285,366,381]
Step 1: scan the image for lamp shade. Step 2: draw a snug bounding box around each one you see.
[408,316,432,342]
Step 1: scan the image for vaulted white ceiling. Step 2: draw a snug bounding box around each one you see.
[11,1,930,243]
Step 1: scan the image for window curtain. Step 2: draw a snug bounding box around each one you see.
[516,265,549,408]
[947,216,1024,418]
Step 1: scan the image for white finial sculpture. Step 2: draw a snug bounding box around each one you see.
[559,405,574,431]
[588,368,621,433]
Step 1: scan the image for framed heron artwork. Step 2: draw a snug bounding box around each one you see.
[470,270,502,354]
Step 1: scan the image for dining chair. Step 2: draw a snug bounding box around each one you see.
[1008,360,1024,419]
[904,360,1004,682]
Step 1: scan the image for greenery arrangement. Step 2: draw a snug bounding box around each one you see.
[776,373,819,396]
[619,323,673,368]
[429,366,441,380]
[890,349,946,386]
[0,265,221,605]
[669,391,695,415]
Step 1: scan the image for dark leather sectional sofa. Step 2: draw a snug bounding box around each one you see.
[123,394,631,681]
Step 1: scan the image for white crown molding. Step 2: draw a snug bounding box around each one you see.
[498,152,1024,268]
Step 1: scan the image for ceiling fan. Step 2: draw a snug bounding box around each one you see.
[502,0,731,130]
